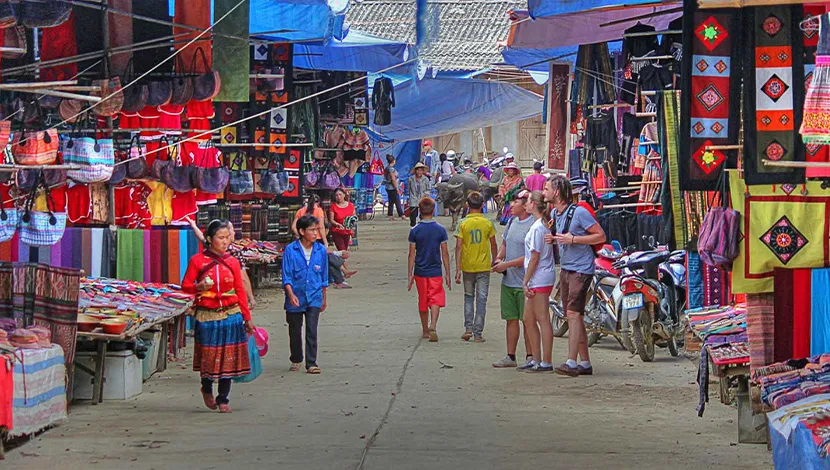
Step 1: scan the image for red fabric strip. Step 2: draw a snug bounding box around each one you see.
[773,268,795,362]
[792,268,813,358]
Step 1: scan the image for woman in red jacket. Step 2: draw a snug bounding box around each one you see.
[182,219,255,413]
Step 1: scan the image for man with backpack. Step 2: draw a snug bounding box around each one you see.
[544,175,607,377]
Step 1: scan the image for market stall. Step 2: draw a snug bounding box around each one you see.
[74,277,193,403]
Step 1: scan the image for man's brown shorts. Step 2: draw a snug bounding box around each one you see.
[560,269,593,314]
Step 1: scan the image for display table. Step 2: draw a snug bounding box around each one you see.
[0,345,68,458]
[768,394,830,469]
[75,278,194,404]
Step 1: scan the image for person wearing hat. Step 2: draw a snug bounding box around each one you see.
[439,152,457,183]
[498,162,525,225]
[408,162,433,227]
[422,140,440,182]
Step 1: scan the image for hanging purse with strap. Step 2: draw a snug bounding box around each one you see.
[171,55,194,105]
[18,172,66,247]
[108,146,128,186]
[322,162,341,190]
[92,75,124,117]
[0,190,17,243]
[259,154,285,195]
[63,116,115,183]
[150,136,172,180]
[125,134,149,179]
[120,57,148,113]
[228,151,254,195]
[161,138,194,192]
[11,121,58,166]
[698,171,740,271]
[10,0,71,28]
[191,47,221,101]
[192,141,229,193]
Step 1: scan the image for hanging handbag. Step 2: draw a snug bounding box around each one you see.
[322,163,341,190]
[228,151,254,195]
[0,195,17,243]
[10,0,72,28]
[698,172,740,271]
[63,118,115,183]
[150,136,172,180]
[11,125,58,165]
[259,155,289,194]
[120,58,148,113]
[58,99,82,123]
[161,140,195,192]
[125,135,149,179]
[18,172,66,246]
[108,147,128,186]
[147,79,172,107]
[170,56,194,106]
[192,142,229,194]
[191,47,221,102]
[92,76,124,117]
[18,167,66,191]
[304,166,321,188]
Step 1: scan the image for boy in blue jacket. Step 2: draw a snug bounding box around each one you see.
[282,215,328,374]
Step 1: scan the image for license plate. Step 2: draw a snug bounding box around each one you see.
[623,293,644,310]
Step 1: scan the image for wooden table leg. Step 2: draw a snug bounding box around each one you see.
[91,341,107,405]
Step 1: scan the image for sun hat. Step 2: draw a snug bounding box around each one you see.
[411,162,429,172]
[503,162,519,171]
[504,152,515,160]
[570,177,589,194]
[516,189,531,199]
[253,327,269,357]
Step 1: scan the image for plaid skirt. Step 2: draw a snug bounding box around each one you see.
[801,57,830,143]
[193,310,250,380]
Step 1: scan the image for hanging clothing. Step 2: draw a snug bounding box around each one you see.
[372,77,395,126]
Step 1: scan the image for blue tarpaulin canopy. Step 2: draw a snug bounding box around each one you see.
[527,0,673,19]
[368,77,543,143]
[249,0,340,42]
[293,30,413,72]
[501,41,622,72]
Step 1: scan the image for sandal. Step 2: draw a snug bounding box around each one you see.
[201,391,217,410]
[307,366,321,374]
[218,403,232,413]
[429,329,439,343]
[290,362,302,372]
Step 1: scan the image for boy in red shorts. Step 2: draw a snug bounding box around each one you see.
[408,197,452,342]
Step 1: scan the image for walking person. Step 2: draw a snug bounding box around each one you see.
[521,191,558,372]
[407,197,452,341]
[407,162,432,227]
[491,189,535,367]
[383,154,405,221]
[454,191,497,342]
[293,194,327,244]
[182,219,255,413]
[544,175,606,377]
[282,215,329,374]
[524,161,546,191]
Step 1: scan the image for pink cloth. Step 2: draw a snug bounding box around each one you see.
[524,173,546,192]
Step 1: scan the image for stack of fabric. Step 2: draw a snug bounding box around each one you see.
[688,304,748,346]
[228,239,283,265]
[79,277,195,323]
[754,355,830,409]
[9,329,39,349]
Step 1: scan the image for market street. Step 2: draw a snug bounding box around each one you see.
[4,218,771,469]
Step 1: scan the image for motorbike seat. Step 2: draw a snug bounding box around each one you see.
[626,250,671,270]
[668,250,686,264]
[597,274,620,287]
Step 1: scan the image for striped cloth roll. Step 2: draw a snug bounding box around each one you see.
[746,292,776,371]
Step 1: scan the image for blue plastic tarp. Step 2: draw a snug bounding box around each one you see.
[501,41,622,71]
[528,0,670,19]
[293,30,412,72]
[368,77,543,143]
[249,0,337,42]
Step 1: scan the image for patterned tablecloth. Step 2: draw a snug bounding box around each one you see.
[6,345,67,437]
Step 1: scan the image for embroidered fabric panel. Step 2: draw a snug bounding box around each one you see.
[681,6,742,190]
[744,5,806,185]
[802,6,830,178]
[729,175,830,294]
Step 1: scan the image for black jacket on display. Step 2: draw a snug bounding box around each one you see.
[372,77,395,126]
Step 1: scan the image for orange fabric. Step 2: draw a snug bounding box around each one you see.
[174,1,211,72]
[167,230,180,283]
[182,252,251,320]
[296,206,327,240]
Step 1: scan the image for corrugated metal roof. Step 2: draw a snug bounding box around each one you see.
[346,0,523,71]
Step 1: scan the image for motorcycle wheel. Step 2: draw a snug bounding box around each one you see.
[631,311,655,362]
[667,333,679,357]
[550,297,568,337]
[587,332,601,347]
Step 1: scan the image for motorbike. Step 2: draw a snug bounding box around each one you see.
[615,239,686,362]
[550,243,628,349]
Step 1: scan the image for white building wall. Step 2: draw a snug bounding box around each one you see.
[490,122,518,160]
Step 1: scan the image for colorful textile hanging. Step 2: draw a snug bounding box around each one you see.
[729,176,830,294]
[687,251,705,309]
[9,346,67,438]
[174,0,212,72]
[660,91,686,248]
[746,292,775,371]
[116,228,201,284]
[703,262,731,307]
[811,268,830,356]
[213,0,250,102]
[801,6,830,178]
[0,228,114,278]
[680,5,742,190]
[547,64,569,171]
[744,5,806,185]
[773,268,812,361]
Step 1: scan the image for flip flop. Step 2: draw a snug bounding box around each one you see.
[429,329,439,342]
[218,403,232,413]
[307,366,321,374]
[201,391,217,410]
[290,362,302,372]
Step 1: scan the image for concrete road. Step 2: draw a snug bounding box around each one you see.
[4,217,771,469]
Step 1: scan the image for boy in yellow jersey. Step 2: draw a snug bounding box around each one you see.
[454,191,497,342]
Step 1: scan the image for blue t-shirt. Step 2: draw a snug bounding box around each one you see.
[553,205,599,275]
[408,220,448,278]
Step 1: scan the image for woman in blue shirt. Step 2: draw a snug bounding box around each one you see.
[282,215,329,374]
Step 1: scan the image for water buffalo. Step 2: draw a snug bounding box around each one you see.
[480,167,505,217]
[436,173,480,231]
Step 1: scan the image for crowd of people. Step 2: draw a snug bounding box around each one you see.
[407,174,606,376]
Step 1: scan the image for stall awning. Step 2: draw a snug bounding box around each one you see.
[369,77,543,142]
[248,0,340,42]
[508,5,680,50]
[501,46,578,72]
[527,0,674,19]
[293,30,413,72]
[698,0,828,7]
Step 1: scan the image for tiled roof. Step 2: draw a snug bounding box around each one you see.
[346,0,523,71]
